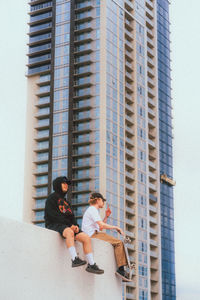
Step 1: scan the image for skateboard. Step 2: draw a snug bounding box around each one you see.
[123,236,135,280]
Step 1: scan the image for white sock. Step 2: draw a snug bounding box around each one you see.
[86,253,95,265]
[68,246,77,260]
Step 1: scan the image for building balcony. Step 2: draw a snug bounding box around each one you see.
[148,107,156,118]
[73,111,91,122]
[125,137,134,148]
[125,171,134,181]
[125,126,134,136]
[125,159,134,169]
[125,194,134,204]
[150,250,158,258]
[73,125,91,134]
[149,160,156,170]
[74,77,92,88]
[125,206,135,215]
[125,60,133,72]
[125,218,135,227]
[126,183,134,192]
[148,87,155,98]
[147,27,154,39]
[149,194,157,203]
[74,33,93,44]
[150,227,157,236]
[125,103,134,114]
[125,18,133,31]
[35,132,49,142]
[147,46,154,58]
[28,43,51,56]
[125,39,133,51]
[34,157,49,165]
[147,76,154,87]
[147,66,155,78]
[150,260,158,270]
[29,2,52,15]
[125,114,134,126]
[74,66,92,77]
[75,11,93,22]
[125,0,134,12]
[148,139,156,149]
[149,182,157,192]
[75,1,94,12]
[148,118,156,129]
[73,99,92,111]
[29,21,52,35]
[149,171,156,182]
[125,50,133,61]
[33,168,48,175]
[149,216,157,225]
[125,28,134,41]
[146,0,154,10]
[146,17,154,29]
[151,284,159,294]
[125,71,134,82]
[74,43,92,55]
[28,33,52,46]
[75,22,93,34]
[148,97,155,108]
[125,148,134,158]
[150,239,157,247]
[149,205,157,215]
[125,92,133,103]
[29,12,52,26]
[147,37,154,49]
[74,54,93,65]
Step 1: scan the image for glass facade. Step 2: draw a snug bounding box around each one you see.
[157,0,176,299]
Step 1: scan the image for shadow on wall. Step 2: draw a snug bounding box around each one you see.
[0,217,122,300]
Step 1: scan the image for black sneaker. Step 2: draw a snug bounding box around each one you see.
[116,268,132,282]
[86,263,104,274]
[72,256,87,267]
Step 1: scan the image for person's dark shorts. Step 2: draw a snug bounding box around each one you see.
[46,223,82,238]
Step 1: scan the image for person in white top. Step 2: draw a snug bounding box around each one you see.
[82,192,132,282]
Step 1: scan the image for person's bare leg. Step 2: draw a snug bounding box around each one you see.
[75,232,92,254]
[62,227,75,248]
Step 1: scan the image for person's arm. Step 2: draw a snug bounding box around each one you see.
[96,220,124,236]
[103,205,111,223]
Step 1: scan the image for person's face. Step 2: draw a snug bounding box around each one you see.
[61,182,68,193]
[97,198,105,208]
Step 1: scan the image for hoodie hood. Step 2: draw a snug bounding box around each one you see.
[53,176,71,196]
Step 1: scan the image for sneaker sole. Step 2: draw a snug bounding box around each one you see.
[72,261,87,268]
[115,271,132,282]
[86,268,104,275]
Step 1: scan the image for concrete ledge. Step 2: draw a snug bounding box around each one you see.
[0,217,122,300]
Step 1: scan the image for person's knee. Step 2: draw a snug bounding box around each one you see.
[63,227,74,239]
[78,233,91,243]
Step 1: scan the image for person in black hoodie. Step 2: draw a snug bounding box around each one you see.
[44,176,104,274]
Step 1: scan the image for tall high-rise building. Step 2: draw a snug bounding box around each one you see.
[23,0,176,299]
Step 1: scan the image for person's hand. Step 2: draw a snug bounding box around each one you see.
[116,227,124,236]
[71,225,79,233]
[105,204,111,218]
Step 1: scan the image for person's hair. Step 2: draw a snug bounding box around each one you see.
[89,196,98,205]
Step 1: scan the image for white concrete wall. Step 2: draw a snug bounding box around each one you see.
[0,217,122,300]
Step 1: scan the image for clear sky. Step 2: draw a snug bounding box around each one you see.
[0,1,200,299]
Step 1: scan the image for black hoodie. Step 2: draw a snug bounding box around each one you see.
[44,177,78,227]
